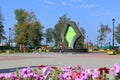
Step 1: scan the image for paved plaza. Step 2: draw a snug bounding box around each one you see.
[0,52,120,69]
[0,52,120,74]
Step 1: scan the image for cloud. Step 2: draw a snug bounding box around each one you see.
[61,1,98,9]
[61,1,73,7]
[61,3,99,9]
[44,0,55,5]
[83,4,99,8]
[70,0,83,3]
[62,1,66,6]
[91,10,112,17]
[36,0,55,5]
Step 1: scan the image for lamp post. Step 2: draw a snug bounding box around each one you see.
[9,28,11,48]
[112,18,115,49]
[97,36,99,48]
[87,36,88,48]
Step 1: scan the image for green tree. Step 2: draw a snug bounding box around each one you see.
[44,28,54,46]
[14,9,43,48]
[98,24,111,48]
[53,14,70,47]
[0,9,6,45]
[115,24,120,44]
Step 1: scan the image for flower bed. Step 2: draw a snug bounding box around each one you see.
[0,64,120,80]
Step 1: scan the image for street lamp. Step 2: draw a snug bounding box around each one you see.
[112,18,115,49]
[97,36,99,48]
[87,36,88,48]
[9,28,11,48]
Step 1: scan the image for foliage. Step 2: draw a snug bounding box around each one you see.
[44,28,54,46]
[115,48,120,54]
[0,64,120,80]
[98,24,111,48]
[14,9,43,48]
[115,24,120,44]
[89,40,94,48]
[0,9,6,45]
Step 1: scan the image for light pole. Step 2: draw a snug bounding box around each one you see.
[9,28,11,48]
[112,18,115,49]
[97,36,99,48]
[87,36,88,48]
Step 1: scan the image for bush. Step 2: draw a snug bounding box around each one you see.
[115,49,120,55]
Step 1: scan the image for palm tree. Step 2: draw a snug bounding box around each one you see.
[115,24,120,44]
[98,24,111,48]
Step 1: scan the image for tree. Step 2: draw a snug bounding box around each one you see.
[115,24,120,44]
[98,24,111,47]
[44,28,54,46]
[0,9,6,46]
[14,9,43,49]
[53,14,70,47]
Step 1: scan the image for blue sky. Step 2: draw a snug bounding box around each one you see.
[0,0,120,45]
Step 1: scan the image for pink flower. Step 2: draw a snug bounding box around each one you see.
[111,63,120,76]
[91,68,99,79]
[64,72,72,80]
[77,64,84,71]
[80,69,88,80]
[19,67,33,78]
[5,72,17,79]
[72,71,79,79]
[0,74,4,79]
[61,66,73,73]
[67,66,73,72]
[59,74,64,80]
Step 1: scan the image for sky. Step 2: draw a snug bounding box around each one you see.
[0,0,120,45]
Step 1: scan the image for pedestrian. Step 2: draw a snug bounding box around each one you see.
[59,45,63,54]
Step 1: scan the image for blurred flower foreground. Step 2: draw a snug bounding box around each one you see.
[0,64,120,80]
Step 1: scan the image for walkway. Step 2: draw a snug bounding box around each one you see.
[0,52,120,73]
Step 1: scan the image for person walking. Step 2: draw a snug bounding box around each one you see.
[59,45,63,54]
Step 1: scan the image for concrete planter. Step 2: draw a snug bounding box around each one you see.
[107,50,116,55]
[88,49,92,52]
[99,49,105,52]
[6,50,10,54]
